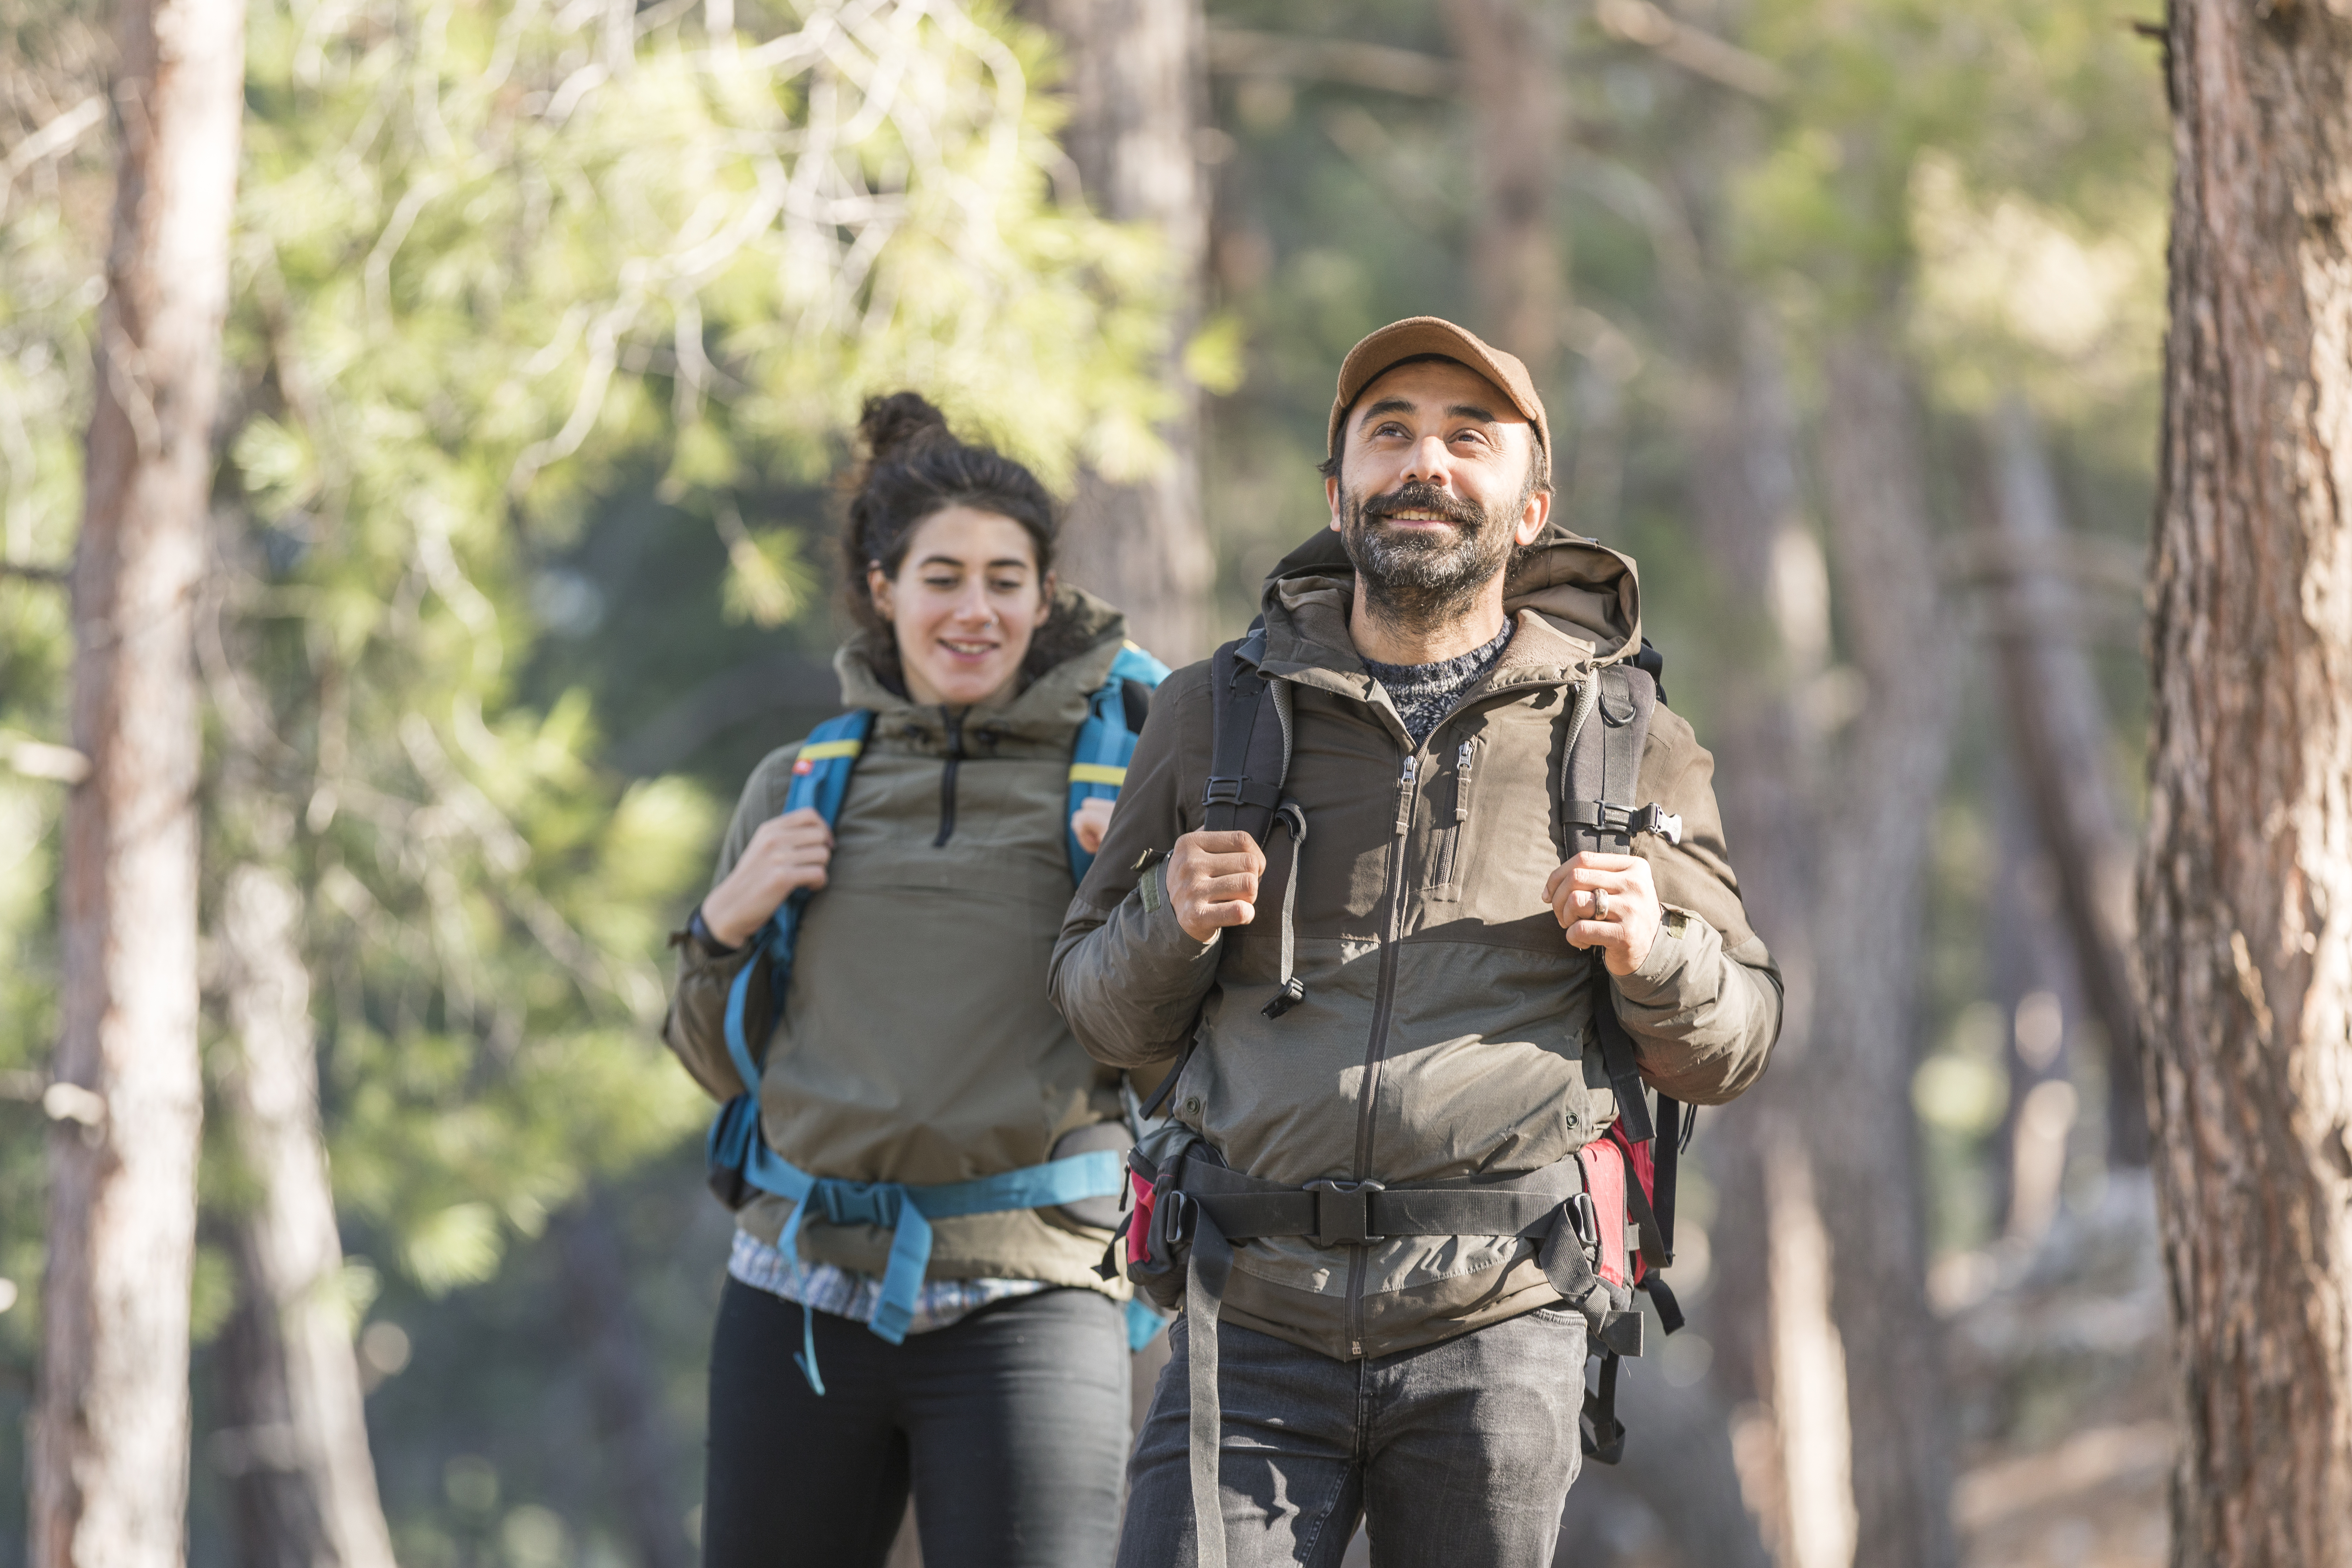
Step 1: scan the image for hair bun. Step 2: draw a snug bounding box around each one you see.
[859,391,951,463]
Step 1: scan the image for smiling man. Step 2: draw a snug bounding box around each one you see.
[1052,318,1783,1567]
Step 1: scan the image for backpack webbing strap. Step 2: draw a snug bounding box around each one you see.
[1068,641,1171,878]
[720,711,875,1092]
[1202,633,1284,842]
[1184,1207,1236,1568]
[1261,802,1309,1018]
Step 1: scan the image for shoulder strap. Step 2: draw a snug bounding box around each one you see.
[1068,641,1171,881]
[720,710,874,1092]
[1201,625,1287,844]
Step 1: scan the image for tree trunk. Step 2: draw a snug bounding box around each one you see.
[1442,0,1567,387]
[33,2,245,1564]
[551,1197,693,1568]
[214,862,399,1568]
[1021,0,1212,665]
[1982,397,2148,1168]
[1807,334,1958,1568]
[2144,1,2352,1557]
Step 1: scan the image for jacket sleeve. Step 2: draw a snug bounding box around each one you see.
[1610,707,1784,1106]
[1049,661,1224,1068]
[661,744,798,1102]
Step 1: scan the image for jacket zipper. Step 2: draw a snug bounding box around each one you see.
[934,707,964,847]
[1347,752,1419,1357]
[1437,738,1475,887]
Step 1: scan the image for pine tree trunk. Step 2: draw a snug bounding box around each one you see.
[1982,397,2148,1168]
[1442,0,1566,386]
[1021,0,1211,664]
[2145,1,2352,1557]
[552,1197,693,1568]
[214,862,399,1568]
[1807,334,1958,1568]
[33,2,244,1564]
[1673,310,1832,1568]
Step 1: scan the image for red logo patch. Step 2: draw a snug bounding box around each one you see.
[792,757,815,775]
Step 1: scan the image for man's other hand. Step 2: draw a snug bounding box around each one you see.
[1545,851,1660,977]
[1167,829,1266,943]
[702,807,835,947]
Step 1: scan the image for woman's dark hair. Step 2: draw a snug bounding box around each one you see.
[840,392,1084,690]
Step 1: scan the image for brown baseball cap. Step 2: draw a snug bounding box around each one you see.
[1326,316,1549,463]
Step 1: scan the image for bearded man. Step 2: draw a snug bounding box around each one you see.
[1052,317,1782,1567]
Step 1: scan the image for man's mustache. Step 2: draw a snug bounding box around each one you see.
[1360,483,1482,529]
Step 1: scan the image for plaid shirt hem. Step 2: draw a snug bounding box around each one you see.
[727,1226,1048,1335]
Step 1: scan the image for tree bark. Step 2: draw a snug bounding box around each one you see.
[213,862,400,1568]
[551,1196,693,1568]
[1807,334,1958,1568]
[1442,0,1567,387]
[1982,397,2149,1168]
[2144,1,2352,1558]
[34,2,245,1564]
[1021,0,1212,665]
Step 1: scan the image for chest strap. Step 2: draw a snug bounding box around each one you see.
[738,1142,1124,1392]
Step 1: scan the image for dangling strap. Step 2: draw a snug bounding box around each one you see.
[1185,1204,1236,1568]
[1261,802,1309,1019]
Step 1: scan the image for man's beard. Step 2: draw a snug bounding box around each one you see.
[1338,478,1524,638]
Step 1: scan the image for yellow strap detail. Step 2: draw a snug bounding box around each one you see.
[801,738,864,761]
[1068,763,1127,787]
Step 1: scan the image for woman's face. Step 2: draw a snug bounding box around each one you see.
[870,505,1052,709]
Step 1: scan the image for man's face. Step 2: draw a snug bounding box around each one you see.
[1325,358,1550,631]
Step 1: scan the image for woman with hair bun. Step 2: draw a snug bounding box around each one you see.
[664,393,1154,1568]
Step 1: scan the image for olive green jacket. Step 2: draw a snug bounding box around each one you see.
[1049,528,1780,1358]
[664,588,1135,1296]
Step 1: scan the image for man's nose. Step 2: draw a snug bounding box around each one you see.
[1400,435,1455,486]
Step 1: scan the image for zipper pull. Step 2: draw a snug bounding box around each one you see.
[1394,756,1417,836]
[1455,741,1474,822]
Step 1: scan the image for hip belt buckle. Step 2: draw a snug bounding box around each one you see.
[816,1180,903,1230]
[1306,1178,1387,1248]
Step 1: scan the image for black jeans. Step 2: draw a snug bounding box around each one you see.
[1118,1307,1589,1568]
[704,1277,1131,1568]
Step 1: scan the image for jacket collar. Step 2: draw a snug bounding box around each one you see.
[1251,523,1643,701]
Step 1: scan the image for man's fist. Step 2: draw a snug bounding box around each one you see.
[702,807,836,947]
[1544,851,1661,978]
[1166,828,1266,944]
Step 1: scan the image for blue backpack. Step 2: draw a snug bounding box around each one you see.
[703,642,1171,1384]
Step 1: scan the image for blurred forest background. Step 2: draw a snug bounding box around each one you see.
[0,1,2174,1565]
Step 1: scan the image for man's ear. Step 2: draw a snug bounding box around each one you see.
[1515,480,1551,547]
[1326,474,1343,532]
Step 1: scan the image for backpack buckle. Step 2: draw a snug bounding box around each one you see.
[814,1180,903,1230]
[1626,804,1684,845]
[1306,1178,1387,1247]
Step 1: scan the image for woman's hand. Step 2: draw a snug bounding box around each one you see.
[701,807,835,947]
[1071,796,1116,855]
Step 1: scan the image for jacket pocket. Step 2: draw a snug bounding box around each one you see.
[1431,737,1479,892]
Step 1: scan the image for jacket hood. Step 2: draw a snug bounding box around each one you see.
[1256,521,1644,672]
[832,582,1129,749]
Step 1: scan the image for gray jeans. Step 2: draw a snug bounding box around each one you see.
[1117,1306,1589,1568]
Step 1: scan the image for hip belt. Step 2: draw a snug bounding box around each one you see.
[712,1100,1122,1393]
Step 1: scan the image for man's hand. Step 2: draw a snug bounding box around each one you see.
[1545,851,1661,978]
[701,807,835,947]
[1071,796,1116,856]
[1167,828,1266,944]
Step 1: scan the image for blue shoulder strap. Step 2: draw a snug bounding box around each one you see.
[721,710,875,1093]
[1066,641,1171,881]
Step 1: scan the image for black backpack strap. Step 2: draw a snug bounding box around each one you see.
[1202,627,1286,843]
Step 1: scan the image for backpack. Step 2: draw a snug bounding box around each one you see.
[1130,626,1688,1468]
[702,640,1172,1380]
